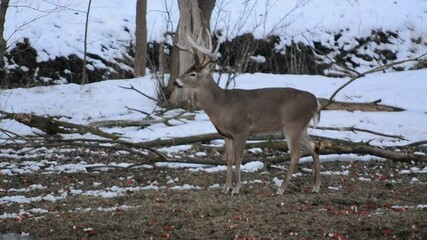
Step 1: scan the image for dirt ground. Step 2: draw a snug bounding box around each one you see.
[1,148,426,240]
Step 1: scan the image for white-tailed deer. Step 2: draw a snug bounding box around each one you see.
[174,29,321,195]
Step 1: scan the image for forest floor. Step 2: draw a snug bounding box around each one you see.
[1,148,426,240]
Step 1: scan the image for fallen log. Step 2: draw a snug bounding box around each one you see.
[2,110,425,163]
[87,113,195,128]
[318,98,404,112]
[0,110,118,140]
[143,133,426,163]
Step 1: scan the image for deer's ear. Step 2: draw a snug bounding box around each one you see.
[202,63,215,74]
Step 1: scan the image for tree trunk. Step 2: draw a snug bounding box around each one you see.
[0,0,10,67]
[134,0,147,77]
[167,0,216,106]
[81,0,92,84]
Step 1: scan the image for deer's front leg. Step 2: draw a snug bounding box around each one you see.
[223,138,234,194]
[231,136,246,195]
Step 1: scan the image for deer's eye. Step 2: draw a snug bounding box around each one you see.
[189,72,197,77]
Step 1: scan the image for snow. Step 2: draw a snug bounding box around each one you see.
[2,69,426,147]
[188,161,265,173]
[5,0,427,72]
[1,60,426,210]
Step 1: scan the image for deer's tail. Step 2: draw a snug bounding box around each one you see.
[312,99,321,128]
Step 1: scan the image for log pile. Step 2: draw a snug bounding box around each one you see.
[1,107,426,167]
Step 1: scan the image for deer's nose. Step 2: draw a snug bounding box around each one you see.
[174,78,184,88]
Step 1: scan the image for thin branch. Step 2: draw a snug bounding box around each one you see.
[301,33,361,77]
[0,127,21,138]
[125,106,151,116]
[119,84,159,103]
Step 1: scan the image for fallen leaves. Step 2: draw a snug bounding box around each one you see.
[72,224,96,239]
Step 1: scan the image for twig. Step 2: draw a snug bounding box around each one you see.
[120,84,159,103]
[0,127,21,139]
[125,106,152,116]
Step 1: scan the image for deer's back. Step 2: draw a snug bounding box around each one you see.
[225,87,317,110]
[218,87,318,134]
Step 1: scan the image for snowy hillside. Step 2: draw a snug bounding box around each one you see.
[3,0,427,83]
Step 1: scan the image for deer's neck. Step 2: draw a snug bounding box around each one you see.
[195,79,226,116]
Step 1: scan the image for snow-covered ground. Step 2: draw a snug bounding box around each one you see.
[2,69,427,149]
[1,68,426,195]
[3,0,426,147]
[0,0,426,187]
[1,68,427,221]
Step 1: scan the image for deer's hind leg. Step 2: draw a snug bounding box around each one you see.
[300,129,321,193]
[277,132,301,195]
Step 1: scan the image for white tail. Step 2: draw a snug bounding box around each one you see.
[174,29,321,195]
[312,100,322,127]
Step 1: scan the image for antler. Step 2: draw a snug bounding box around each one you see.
[175,28,220,67]
[186,28,220,61]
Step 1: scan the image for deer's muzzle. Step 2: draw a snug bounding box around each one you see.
[174,78,184,88]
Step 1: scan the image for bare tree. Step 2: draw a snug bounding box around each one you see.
[0,0,10,67]
[167,0,216,106]
[134,0,147,77]
[81,0,92,84]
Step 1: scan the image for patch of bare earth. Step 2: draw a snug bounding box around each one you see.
[1,150,426,239]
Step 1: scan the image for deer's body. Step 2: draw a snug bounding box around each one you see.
[196,81,318,137]
[174,29,321,195]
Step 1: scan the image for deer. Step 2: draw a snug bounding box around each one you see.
[173,29,322,195]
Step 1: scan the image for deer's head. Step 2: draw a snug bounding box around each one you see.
[174,29,219,90]
[174,61,213,89]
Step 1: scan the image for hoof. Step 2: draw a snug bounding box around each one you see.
[223,187,232,194]
[312,185,320,193]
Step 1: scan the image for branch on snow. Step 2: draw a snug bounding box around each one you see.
[87,112,195,128]
[143,133,427,163]
[318,98,404,112]
[2,110,425,164]
[0,110,118,140]
[322,53,427,110]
